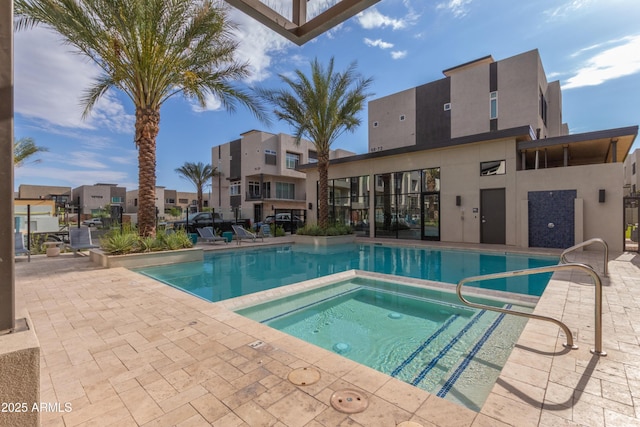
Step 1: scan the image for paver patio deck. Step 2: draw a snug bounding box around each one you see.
[7,238,640,426]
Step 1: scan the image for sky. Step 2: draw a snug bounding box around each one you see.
[13,0,640,193]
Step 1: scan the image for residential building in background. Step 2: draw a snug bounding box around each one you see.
[17,184,71,211]
[368,49,567,154]
[624,149,640,196]
[211,130,355,224]
[301,49,637,252]
[72,183,126,219]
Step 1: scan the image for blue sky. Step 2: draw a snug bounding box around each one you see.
[13,0,640,192]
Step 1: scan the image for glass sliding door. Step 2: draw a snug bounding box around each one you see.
[422,193,440,240]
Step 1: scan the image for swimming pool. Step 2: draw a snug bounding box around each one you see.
[134,243,558,302]
[235,274,533,411]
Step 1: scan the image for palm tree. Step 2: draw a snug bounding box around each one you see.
[258,57,372,228]
[15,0,265,236]
[175,161,217,212]
[14,137,47,167]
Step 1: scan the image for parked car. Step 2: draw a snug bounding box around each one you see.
[82,218,102,227]
[264,213,304,232]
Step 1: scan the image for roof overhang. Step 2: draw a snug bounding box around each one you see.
[225,0,380,45]
[517,126,638,167]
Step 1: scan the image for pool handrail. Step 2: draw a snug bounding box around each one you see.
[560,237,608,276]
[456,262,606,356]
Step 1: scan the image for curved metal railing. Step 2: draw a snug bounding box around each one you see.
[456,263,606,356]
[560,238,609,276]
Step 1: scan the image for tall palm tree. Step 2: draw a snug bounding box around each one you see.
[14,137,47,167]
[15,0,265,236]
[258,57,373,228]
[175,161,217,212]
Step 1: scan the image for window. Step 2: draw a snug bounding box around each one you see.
[480,160,506,176]
[165,198,175,204]
[444,103,451,111]
[134,198,138,207]
[111,196,123,203]
[248,181,260,198]
[308,150,318,164]
[286,152,300,169]
[539,89,548,125]
[276,182,295,199]
[633,162,636,175]
[262,182,271,198]
[230,181,241,196]
[265,149,277,165]
[178,198,188,204]
[490,91,498,119]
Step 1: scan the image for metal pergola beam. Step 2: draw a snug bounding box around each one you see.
[225,0,380,45]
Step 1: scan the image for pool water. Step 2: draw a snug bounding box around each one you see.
[134,244,557,302]
[236,276,532,411]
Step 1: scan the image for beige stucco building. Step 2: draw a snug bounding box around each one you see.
[302,50,638,252]
[211,130,354,224]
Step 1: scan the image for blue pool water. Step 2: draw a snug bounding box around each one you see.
[134,244,558,302]
[236,276,532,411]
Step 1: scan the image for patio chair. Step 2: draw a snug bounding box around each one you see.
[258,224,272,239]
[15,231,30,262]
[232,224,260,245]
[68,227,99,255]
[197,227,227,244]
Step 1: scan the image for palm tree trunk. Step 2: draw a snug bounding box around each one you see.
[317,150,330,229]
[197,187,203,212]
[135,107,160,237]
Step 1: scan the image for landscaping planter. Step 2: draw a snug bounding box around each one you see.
[291,234,356,246]
[90,247,203,269]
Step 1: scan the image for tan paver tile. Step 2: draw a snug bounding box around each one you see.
[266,388,326,427]
[157,385,208,413]
[118,385,164,425]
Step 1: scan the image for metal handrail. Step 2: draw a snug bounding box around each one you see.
[560,237,609,276]
[456,263,606,356]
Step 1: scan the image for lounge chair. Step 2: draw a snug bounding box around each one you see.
[232,224,260,244]
[197,227,227,244]
[258,224,272,238]
[15,231,30,262]
[68,227,99,255]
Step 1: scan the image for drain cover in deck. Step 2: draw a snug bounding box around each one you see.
[288,367,321,386]
[330,389,368,413]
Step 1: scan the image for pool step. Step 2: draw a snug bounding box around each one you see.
[390,309,501,390]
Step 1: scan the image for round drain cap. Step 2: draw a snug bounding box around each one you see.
[288,367,321,386]
[330,389,368,414]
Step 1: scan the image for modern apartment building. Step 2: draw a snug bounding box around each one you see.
[368,49,567,153]
[17,184,72,210]
[301,50,638,252]
[163,190,209,215]
[211,130,355,224]
[71,183,126,218]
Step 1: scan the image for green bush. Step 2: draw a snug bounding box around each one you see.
[274,225,286,237]
[100,227,193,255]
[296,223,353,236]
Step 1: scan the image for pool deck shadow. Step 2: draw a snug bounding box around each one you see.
[10,239,640,427]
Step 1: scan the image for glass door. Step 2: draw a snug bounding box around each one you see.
[422,193,440,240]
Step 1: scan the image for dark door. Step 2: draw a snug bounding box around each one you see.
[254,204,262,223]
[480,188,505,244]
[422,193,440,240]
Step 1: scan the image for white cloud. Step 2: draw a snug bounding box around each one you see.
[562,35,640,89]
[391,51,408,60]
[364,38,394,49]
[436,0,473,18]
[357,7,407,30]
[545,0,593,19]
[14,27,134,133]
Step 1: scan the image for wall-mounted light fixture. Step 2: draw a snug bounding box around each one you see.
[456,195,461,206]
[308,203,313,210]
[599,189,605,203]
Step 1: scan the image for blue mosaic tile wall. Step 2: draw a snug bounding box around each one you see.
[528,190,576,249]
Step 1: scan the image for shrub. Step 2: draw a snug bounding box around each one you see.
[100,227,192,255]
[274,225,286,237]
[296,223,353,236]
[100,230,139,255]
